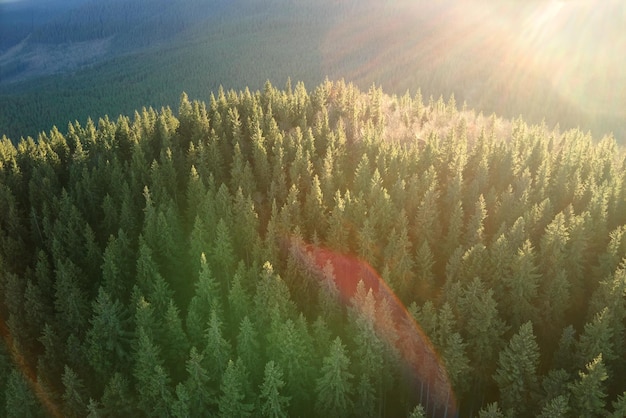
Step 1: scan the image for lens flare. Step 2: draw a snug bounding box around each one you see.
[286,235,457,418]
[0,314,62,418]
[321,0,625,139]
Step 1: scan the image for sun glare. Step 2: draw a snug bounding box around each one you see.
[321,0,625,135]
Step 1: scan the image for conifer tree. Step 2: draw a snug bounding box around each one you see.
[493,321,540,416]
[202,309,232,381]
[478,402,504,418]
[101,230,134,303]
[187,253,222,348]
[161,299,189,380]
[569,354,608,418]
[408,404,426,418]
[609,392,626,418]
[266,314,312,411]
[219,359,254,417]
[538,395,569,418]
[503,240,540,328]
[100,372,135,417]
[232,188,261,264]
[182,347,214,415]
[85,287,131,380]
[132,327,173,416]
[315,337,354,417]
[62,365,88,418]
[53,258,89,337]
[576,307,615,368]
[236,316,262,383]
[4,368,43,418]
[259,361,290,418]
[211,218,237,286]
[171,383,191,418]
[228,264,252,329]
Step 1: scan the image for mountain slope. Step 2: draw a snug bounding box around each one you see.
[1,0,624,143]
[0,80,625,417]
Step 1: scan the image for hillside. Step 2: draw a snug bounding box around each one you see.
[1,80,625,417]
[1,0,625,142]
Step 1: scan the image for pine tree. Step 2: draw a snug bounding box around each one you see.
[171,383,191,418]
[351,297,384,418]
[100,373,135,417]
[503,240,540,328]
[315,337,354,417]
[135,236,173,316]
[186,253,222,348]
[228,265,251,330]
[478,402,504,418]
[85,287,131,380]
[161,299,190,381]
[219,359,254,417]
[538,395,569,418]
[211,218,236,286]
[609,392,626,418]
[577,306,616,366]
[259,361,290,418]
[236,316,261,383]
[493,321,540,416]
[568,354,608,418]
[132,328,173,416]
[101,230,134,303]
[441,332,471,398]
[408,404,426,418]
[4,367,45,418]
[414,240,435,302]
[458,277,508,386]
[61,365,87,418]
[266,314,312,411]
[383,210,415,298]
[465,194,487,246]
[232,188,261,264]
[184,347,215,416]
[202,309,232,381]
[53,258,89,337]
[304,174,327,239]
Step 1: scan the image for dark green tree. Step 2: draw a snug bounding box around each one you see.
[202,309,232,382]
[85,287,131,381]
[493,321,540,416]
[219,359,254,417]
[184,347,215,416]
[4,368,44,418]
[187,252,222,348]
[236,316,262,383]
[568,354,608,418]
[315,337,354,417]
[61,365,88,418]
[259,361,291,418]
[100,372,135,417]
[132,327,173,416]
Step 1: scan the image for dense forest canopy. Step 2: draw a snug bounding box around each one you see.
[1,0,625,142]
[1,80,625,417]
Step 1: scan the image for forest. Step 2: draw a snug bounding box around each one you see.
[2,0,625,144]
[0,79,625,417]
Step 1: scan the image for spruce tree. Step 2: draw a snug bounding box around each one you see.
[219,359,254,417]
[315,337,354,417]
[493,321,540,416]
[569,354,608,418]
[259,361,290,418]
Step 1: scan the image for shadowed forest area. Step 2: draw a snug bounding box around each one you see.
[1,80,625,416]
